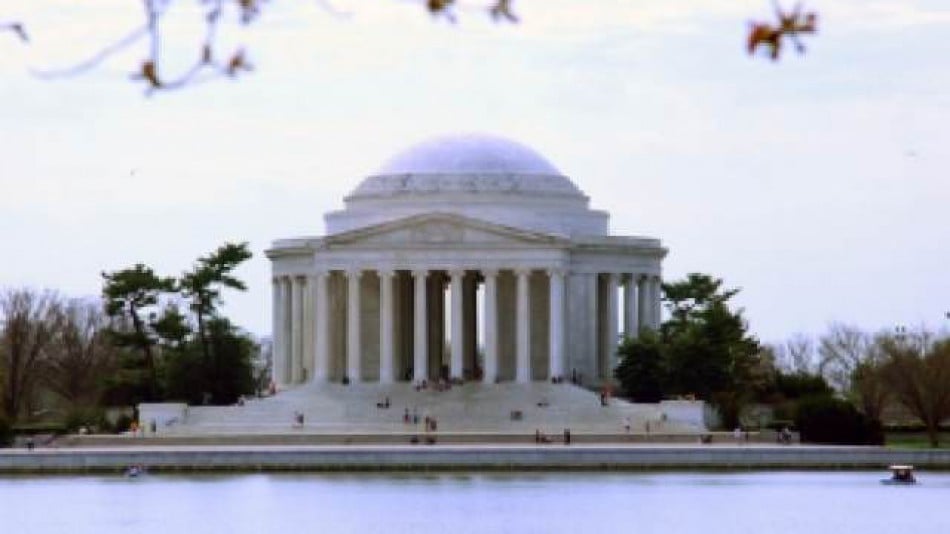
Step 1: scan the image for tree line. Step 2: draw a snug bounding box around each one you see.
[0,242,262,435]
[615,273,950,446]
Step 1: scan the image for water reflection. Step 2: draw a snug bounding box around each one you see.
[2,471,946,534]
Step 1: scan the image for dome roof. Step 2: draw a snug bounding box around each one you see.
[375,133,562,176]
[328,133,608,237]
[348,133,584,199]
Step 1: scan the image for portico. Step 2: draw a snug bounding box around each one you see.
[267,133,666,387]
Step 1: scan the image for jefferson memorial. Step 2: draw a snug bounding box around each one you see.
[267,133,666,389]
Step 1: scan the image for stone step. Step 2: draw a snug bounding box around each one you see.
[161,383,695,436]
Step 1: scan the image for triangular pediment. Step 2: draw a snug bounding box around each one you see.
[324,213,567,247]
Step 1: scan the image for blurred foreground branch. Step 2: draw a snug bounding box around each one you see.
[7,0,819,94]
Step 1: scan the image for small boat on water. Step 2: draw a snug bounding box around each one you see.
[125,465,146,478]
[881,465,917,485]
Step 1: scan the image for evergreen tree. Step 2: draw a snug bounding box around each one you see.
[100,264,175,402]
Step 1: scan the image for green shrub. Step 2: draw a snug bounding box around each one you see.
[63,407,108,433]
[795,395,883,445]
[11,422,67,435]
[113,414,133,433]
[0,417,12,447]
[774,371,833,399]
[615,333,665,403]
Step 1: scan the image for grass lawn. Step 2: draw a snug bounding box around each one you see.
[885,432,950,449]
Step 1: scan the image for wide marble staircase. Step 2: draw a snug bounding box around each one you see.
[162,382,701,436]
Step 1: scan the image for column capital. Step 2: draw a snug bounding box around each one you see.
[448,269,466,279]
[377,269,395,279]
[411,269,428,279]
[481,268,499,278]
[546,268,566,278]
[345,268,363,279]
[514,267,532,278]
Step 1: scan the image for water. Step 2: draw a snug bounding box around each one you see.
[2,471,947,533]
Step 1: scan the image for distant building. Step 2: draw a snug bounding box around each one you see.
[266,133,666,387]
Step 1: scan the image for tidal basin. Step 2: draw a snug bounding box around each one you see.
[4,471,949,534]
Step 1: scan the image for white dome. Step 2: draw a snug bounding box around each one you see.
[349,133,584,200]
[328,133,608,236]
[375,133,562,175]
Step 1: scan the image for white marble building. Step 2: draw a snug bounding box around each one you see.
[267,134,666,388]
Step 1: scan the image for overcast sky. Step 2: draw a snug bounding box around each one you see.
[1,0,948,344]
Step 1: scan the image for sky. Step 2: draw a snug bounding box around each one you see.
[0,0,948,344]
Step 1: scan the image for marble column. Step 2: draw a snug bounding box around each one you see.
[605,272,620,372]
[291,276,304,384]
[515,268,531,383]
[379,269,395,384]
[637,275,650,331]
[624,275,638,339]
[413,270,428,383]
[302,275,313,382]
[462,273,478,377]
[651,275,663,329]
[271,277,284,385]
[548,269,565,380]
[280,278,292,385]
[346,269,362,382]
[482,269,498,384]
[314,271,330,382]
[449,270,464,380]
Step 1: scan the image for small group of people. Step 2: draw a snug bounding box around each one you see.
[733,426,750,443]
[376,397,391,409]
[292,411,305,428]
[570,369,584,386]
[534,429,553,444]
[533,429,572,445]
[400,407,438,431]
[409,435,437,445]
[599,386,612,407]
[777,426,793,444]
[403,407,420,425]
[413,377,461,393]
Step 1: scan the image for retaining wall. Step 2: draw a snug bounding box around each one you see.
[1,445,948,473]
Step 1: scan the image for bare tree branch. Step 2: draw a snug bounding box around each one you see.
[30,26,149,79]
[0,21,27,42]
[12,1,815,94]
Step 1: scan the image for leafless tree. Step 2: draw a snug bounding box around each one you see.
[880,333,950,447]
[773,333,816,374]
[849,335,891,422]
[0,289,63,421]
[818,323,870,392]
[43,300,117,409]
